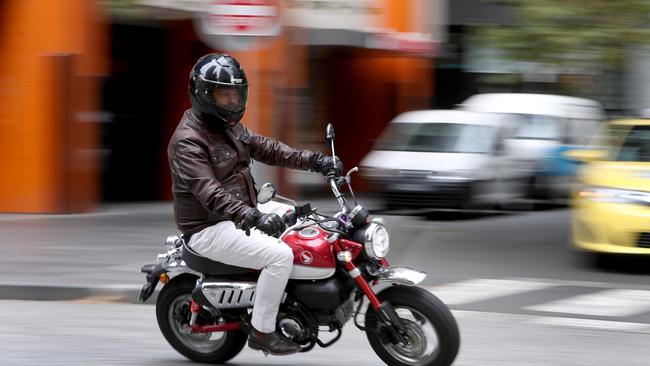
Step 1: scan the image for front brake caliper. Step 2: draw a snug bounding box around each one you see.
[378,301,409,344]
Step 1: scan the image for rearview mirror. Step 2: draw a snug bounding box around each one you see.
[257,182,276,204]
[326,123,335,145]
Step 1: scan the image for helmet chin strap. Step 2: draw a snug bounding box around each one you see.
[199,111,239,129]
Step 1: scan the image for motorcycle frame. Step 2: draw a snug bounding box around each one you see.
[189,241,387,334]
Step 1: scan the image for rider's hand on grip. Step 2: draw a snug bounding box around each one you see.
[256,213,285,236]
[311,152,343,178]
[244,209,286,237]
[326,159,343,179]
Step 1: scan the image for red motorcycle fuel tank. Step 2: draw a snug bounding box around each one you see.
[283,226,336,280]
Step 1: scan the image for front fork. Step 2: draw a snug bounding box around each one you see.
[332,243,409,341]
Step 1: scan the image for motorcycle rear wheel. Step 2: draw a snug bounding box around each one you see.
[365,285,460,366]
[156,278,247,363]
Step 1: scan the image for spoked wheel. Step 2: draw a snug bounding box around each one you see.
[365,286,460,366]
[156,278,247,363]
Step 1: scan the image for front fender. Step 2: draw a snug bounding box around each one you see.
[375,266,427,286]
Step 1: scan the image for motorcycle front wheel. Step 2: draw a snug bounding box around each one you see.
[365,286,460,366]
[156,278,247,363]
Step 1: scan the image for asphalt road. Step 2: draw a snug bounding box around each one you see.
[1,300,648,365]
[1,199,650,365]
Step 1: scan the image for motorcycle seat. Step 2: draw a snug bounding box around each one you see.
[182,242,252,276]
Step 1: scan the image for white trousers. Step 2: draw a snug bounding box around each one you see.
[188,220,293,333]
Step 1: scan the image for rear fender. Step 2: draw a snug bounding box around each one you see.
[139,263,165,303]
[139,265,198,303]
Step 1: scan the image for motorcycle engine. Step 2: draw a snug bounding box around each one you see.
[277,313,310,342]
[277,297,355,342]
[313,297,355,328]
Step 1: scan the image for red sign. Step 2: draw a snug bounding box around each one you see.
[204,0,281,36]
[367,32,439,57]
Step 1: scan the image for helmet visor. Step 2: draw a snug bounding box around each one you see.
[208,83,248,113]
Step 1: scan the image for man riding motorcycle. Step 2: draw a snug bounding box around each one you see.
[167,53,340,355]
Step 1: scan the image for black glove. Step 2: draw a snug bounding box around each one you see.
[244,209,286,237]
[311,152,343,178]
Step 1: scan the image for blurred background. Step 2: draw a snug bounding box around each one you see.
[4,2,650,365]
[3,0,649,214]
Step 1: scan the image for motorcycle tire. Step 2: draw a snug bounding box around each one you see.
[156,278,248,363]
[365,285,460,366]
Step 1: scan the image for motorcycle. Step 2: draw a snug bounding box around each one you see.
[139,124,460,366]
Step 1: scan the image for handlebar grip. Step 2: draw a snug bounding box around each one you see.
[283,209,298,226]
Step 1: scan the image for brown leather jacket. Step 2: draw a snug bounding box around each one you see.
[168,109,316,236]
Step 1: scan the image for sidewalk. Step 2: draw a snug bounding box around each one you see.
[0,202,175,303]
[0,195,381,304]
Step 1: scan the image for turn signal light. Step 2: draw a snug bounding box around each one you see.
[337,251,352,262]
[159,273,170,284]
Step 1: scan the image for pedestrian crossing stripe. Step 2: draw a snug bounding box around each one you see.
[528,316,650,333]
[452,310,650,334]
[425,277,650,333]
[525,289,650,317]
[427,278,558,305]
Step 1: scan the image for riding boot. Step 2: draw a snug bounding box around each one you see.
[248,328,301,355]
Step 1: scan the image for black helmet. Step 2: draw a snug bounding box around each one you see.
[189,54,248,127]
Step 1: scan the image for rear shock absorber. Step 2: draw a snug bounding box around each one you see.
[189,300,201,327]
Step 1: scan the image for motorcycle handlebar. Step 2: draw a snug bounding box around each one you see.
[282,209,298,227]
[328,176,349,213]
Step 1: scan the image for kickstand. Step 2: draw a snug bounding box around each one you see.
[314,328,342,348]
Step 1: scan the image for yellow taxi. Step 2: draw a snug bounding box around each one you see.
[571,119,650,254]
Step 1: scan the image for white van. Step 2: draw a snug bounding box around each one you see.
[360,109,532,210]
[459,93,605,199]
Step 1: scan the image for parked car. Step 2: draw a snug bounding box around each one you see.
[460,93,605,200]
[571,119,650,255]
[360,109,533,210]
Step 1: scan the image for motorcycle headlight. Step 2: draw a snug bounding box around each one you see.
[364,223,390,259]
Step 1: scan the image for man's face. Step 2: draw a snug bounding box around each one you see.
[213,86,241,106]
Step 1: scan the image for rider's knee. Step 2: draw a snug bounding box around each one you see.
[276,244,294,267]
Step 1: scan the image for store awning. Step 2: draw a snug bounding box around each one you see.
[296,28,438,57]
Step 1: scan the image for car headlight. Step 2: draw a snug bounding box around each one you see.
[578,186,650,204]
[364,223,390,258]
[427,170,474,181]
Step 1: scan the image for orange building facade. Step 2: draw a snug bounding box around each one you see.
[0,0,437,212]
[0,0,108,212]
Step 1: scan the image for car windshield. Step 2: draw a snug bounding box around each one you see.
[375,122,496,153]
[614,125,650,162]
[512,114,562,140]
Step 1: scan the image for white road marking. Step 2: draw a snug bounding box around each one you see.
[427,278,557,305]
[106,263,152,272]
[0,281,141,290]
[514,276,650,291]
[526,289,650,317]
[529,317,650,333]
[454,310,650,334]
